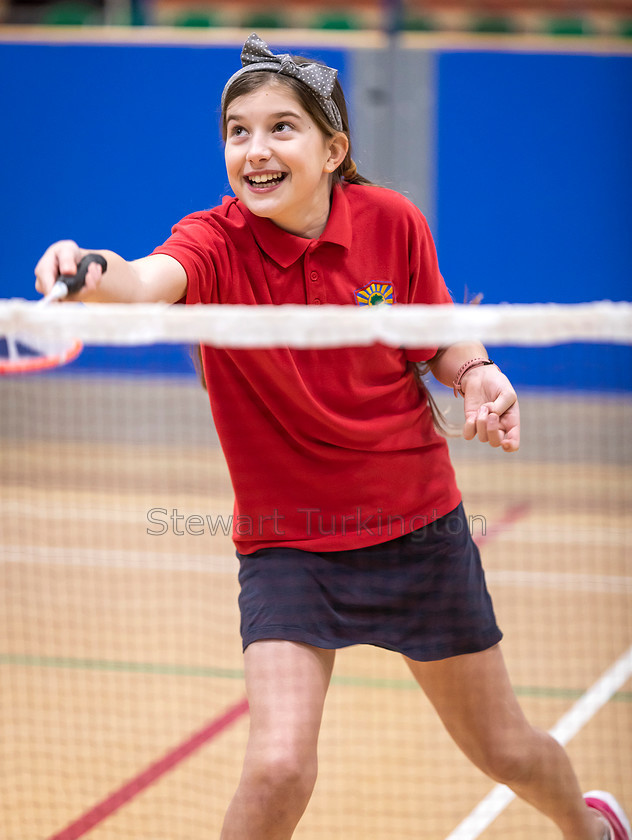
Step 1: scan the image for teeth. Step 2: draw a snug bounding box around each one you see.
[249,173,284,184]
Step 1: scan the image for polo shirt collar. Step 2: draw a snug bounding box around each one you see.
[238,184,353,268]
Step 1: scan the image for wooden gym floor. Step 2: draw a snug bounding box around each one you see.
[1,375,630,840]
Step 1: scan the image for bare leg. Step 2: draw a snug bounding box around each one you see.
[404,645,607,840]
[220,640,335,840]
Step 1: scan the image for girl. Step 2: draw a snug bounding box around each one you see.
[35,33,629,840]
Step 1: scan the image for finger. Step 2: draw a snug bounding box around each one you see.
[34,250,61,296]
[34,241,80,296]
[475,405,490,443]
[488,388,517,417]
[51,239,81,277]
[34,271,46,295]
[83,261,103,292]
[486,412,505,448]
[501,426,520,452]
[463,412,477,441]
[58,243,82,278]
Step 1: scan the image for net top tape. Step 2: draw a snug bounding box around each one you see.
[1,300,631,348]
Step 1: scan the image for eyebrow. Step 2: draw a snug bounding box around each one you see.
[226,110,304,124]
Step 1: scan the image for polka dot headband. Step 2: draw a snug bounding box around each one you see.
[221,33,344,132]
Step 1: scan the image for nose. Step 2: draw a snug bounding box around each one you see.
[247,129,272,164]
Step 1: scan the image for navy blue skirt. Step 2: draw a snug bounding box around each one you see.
[237,503,502,662]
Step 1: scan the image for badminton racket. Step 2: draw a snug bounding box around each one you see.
[0,253,107,375]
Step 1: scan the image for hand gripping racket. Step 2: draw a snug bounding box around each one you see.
[0,253,107,375]
[44,252,107,303]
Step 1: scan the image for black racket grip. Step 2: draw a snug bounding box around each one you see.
[59,253,108,295]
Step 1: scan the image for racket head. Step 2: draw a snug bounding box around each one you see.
[0,334,83,375]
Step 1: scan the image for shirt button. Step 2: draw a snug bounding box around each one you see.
[313,298,322,305]
[310,271,319,282]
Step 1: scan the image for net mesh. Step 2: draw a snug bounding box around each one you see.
[1,301,631,840]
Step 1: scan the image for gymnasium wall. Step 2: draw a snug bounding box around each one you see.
[0,32,630,386]
[433,48,632,389]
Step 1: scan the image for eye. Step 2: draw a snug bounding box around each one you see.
[273,121,293,133]
[228,124,247,138]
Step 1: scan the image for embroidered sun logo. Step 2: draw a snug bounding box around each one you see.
[355,282,395,307]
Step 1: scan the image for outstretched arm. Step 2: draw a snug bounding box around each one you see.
[427,341,520,452]
[35,240,187,304]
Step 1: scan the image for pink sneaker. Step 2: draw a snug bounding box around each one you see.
[585,791,631,840]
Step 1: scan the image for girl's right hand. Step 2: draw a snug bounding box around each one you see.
[35,240,105,299]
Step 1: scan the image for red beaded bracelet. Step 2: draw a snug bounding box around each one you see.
[453,358,495,397]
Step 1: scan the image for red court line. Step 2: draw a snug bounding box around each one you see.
[475,501,531,546]
[47,696,249,840]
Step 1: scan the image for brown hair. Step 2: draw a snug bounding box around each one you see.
[411,354,460,438]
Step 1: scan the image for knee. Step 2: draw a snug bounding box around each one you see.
[245,745,318,802]
[481,745,532,785]
[476,731,545,786]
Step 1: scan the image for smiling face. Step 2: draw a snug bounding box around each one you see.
[224,81,348,239]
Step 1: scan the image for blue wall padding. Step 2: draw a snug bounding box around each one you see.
[435,50,631,388]
[1,41,629,387]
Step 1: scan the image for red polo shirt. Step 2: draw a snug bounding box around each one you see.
[153,183,461,553]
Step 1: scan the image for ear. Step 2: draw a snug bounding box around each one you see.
[324,132,349,173]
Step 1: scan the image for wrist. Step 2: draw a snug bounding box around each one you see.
[453,358,495,397]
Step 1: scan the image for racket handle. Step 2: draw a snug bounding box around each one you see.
[51,253,108,299]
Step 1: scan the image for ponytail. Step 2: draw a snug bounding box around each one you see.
[191,345,207,391]
[411,292,485,436]
[340,156,375,187]
[411,356,460,438]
